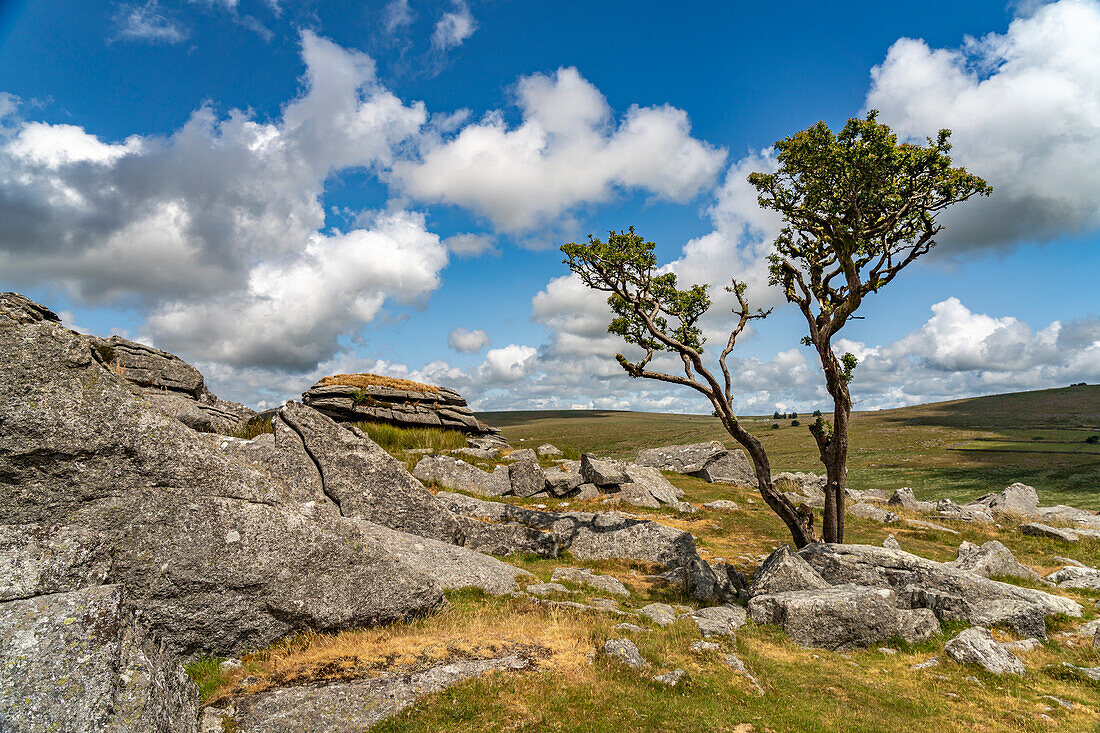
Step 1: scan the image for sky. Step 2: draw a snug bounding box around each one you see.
[0,0,1098,414]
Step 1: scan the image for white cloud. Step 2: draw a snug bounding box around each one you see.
[431,0,477,51]
[865,0,1100,252]
[0,31,425,303]
[442,232,497,256]
[147,210,448,370]
[448,326,491,353]
[478,344,538,382]
[115,1,188,44]
[392,67,726,233]
[383,0,415,34]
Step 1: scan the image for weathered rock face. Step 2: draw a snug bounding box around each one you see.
[848,503,900,524]
[749,585,900,651]
[1045,565,1100,590]
[93,334,256,434]
[301,375,499,436]
[748,545,830,598]
[0,585,199,733]
[797,543,1080,638]
[413,455,511,497]
[888,487,934,513]
[965,483,1040,518]
[636,442,756,485]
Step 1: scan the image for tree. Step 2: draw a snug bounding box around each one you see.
[773,410,783,420]
[748,111,990,543]
[561,228,816,547]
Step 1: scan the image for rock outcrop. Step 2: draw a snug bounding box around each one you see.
[301,374,500,436]
[636,441,756,485]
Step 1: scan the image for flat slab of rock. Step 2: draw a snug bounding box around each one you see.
[637,441,726,473]
[704,500,739,511]
[1020,523,1080,542]
[690,605,747,638]
[848,503,899,523]
[638,602,679,627]
[944,627,1024,675]
[749,584,899,650]
[551,567,630,597]
[231,656,530,731]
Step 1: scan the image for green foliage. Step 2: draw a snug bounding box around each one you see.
[562,227,712,360]
[773,410,783,419]
[813,409,822,417]
[1086,435,1099,445]
[789,412,798,419]
[841,352,859,382]
[353,420,468,454]
[771,423,780,430]
[791,419,800,427]
[750,112,991,321]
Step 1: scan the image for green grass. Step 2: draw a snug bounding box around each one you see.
[354,420,469,453]
[223,417,274,440]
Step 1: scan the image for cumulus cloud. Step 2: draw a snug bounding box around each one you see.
[431,0,477,51]
[383,0,415,34]
[442,232,497,256]
[0,31,425,298]
[865,0,1100,252]
[392,67,727,233]
[114,1,188,44]
[448,326,490,353]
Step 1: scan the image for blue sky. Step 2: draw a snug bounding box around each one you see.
[1,0,1097,413]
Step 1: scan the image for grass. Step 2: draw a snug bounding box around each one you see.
[354,420,469,453]
[315,373,440,394]
[185,385,1100,731]
[223,417,274,440]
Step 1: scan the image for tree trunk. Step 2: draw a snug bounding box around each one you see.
[816,341,853,544]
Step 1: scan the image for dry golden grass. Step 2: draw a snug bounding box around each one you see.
[315,373,440,394]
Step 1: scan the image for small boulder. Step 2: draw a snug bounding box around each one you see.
[509,459,548,498]
[888,487,932,513]
[897,608,941,643]
[946,540,1041,582]
[653,669,685,687]
[637,602,679,627]
[1045,565,1100,590]
[883,535,901,550]
[694,450,755,485]
[412,455,510,497]
[748,585,900,651]
[944,627,1024,675]
[525,582,571,597]
[636,441,726,473]
[965,483,1039,518]
[503,448,539,462]
[537,443,563,457]
[581,454,631,486]
[703,500,739,511]
[689,605,747,638]
[601,639,648,669]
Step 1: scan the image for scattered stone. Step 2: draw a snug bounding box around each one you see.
[544,464,584,497]
[747,544,830,598]
[509,459,549,498]
[911,657,940,670]
[503,448,538,463]
[1045,565,1100,590]
[551,567,630,597]
[888,487,934,513]
[695,450,756,484]
[451,447,500,460]
[1042,695,1073,710]
[691,640,721,653]
[878,648,897,655]
[219,659,244,672]
[903,519,959,535]
[1001,638,1043,653]
[946,540,1042,582]
[231,656,529,731]
[1053,556,1086,567]
[690,605,748,638]
[653,669,685,686]
[848,503,900,523]
[638,602,679,627]
[883,535,901,550]
[1020,523,1080,542]
[537,443,563,457]
[525,582,571,597]
[601,639,649,670]
[703,500,739,511]
[932,499,993,524]
[1061,663,1100,682]
[720,653,765,695]
[944,627,1024,675]
[615,623,645,633]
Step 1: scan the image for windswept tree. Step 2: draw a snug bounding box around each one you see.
[561,229,817,548]
[748,111,990,543]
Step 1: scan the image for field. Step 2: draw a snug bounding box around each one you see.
[484,384,1100,510]
[190,386,1100,732]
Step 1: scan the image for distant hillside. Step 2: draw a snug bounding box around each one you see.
[481,385,1100,509]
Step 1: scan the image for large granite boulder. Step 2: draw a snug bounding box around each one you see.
[301,374,499,436]
[798,543,1079,638]
[748,585,899,651]
[413,455,511,497]
[964,483,1040,518]
[0,584,199,732]
[945,540,1042,582]
[748,544,830,598]
[944,627,1025,675]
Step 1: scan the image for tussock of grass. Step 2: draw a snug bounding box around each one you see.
[223,417,274,440]
[354,420,468,453]
[316,373,440,394]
